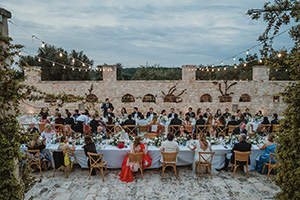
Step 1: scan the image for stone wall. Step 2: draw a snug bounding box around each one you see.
[21,65,291,116]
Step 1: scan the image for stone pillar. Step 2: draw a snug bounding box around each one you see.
[182,65,196,82]
[102,65,116,82]
[252,65,269,82]
[0,8,11,36]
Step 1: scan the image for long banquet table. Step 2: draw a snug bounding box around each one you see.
[38,142,264,171]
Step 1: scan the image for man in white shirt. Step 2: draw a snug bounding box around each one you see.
[159,133,180,162]
[76,113,89,125]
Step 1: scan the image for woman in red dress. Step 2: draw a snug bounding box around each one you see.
[119,136,152,182]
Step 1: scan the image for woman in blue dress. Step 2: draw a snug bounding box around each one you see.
[256,133,276,173]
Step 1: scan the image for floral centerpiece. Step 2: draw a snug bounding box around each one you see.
[207,137,221,145]
[223,135,239,145]
[113,117,120,124]
[176,136,189,146]
[159,115,168,125]
[153,137,163,147]
[93,132,105,144]
[110,137,126,147]
[247,134,265,145]
[245,115,251,123]
[253,115,263,122]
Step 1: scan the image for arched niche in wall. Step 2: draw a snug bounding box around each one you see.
[239,94,251,102]
[44,95,56,103]
[86,94,98,103]
[122,94,135,103]
[67,94,77,102]
[200,94,212,102]
[142,94,156,103]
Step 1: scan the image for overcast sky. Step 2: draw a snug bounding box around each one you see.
[0,0,295,67]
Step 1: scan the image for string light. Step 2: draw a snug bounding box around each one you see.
[89,65,91,69]
[212,68,215,72]
[234,64,237,69]
[52,62,55,66]
[41,42,45,48]
[243,63,247,67]
[18,52,21,56]
[259,59,263,63]
[38,58,41,62]
[224,67,227,71]
[72,68,74,71]
[276,69,278,71]
[206,68,209,72]
[79,69,81,72]
[233,57,236,61]
[278,53,282,58]
[85,69,88,72]
[82,63,85,67]
[63,66,66,69]
[217,68,220,72]
[212,64,214,68]
[59,52,63,57]
[246,49,249,55]
[221,61,224,65]
[285,69,288,72]
[72,58,75,63]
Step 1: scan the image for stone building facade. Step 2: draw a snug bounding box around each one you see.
[21,65,290,116]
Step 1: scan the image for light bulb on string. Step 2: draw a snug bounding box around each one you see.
[259,59,263,63]
[224,67,227,71]
[276,69,278,72]
[72,58,75,63]
[246,50,249,55]
[212,68,215,72]
[221,61,224,65]
[52,62,55,66]
[59,52,63,57]
[63,66,66,69]
[18,52,21,56]
[72,68,74,71]
[278,53,282,58]
[85,69,88,72]
[217,68,220,72]
[234,64,237,69]
[233,57,236,61]
[79,69,81,72]
[82,63,85,67]
[206,68,209,72]
[285,69,288,72]
[243,63,247,67]
[212,64,214,68]
[89,65,91,69]
[38,58,41,62]
[41,42,45,48]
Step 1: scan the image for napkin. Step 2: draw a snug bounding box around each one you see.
[118,143,125,149]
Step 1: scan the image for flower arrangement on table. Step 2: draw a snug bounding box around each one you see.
[93,132,105,144]
[253,115,263,122]
[113,117,120,124]
[153,137,163,147]
[245,115,251,123]
[247,134,265,145]
[109,137,127,147]
[176,136,189,146]
[223,135,239,145]
[207,137,221,145]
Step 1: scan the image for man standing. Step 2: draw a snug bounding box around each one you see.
[222,133,251,171]
[185,107,196,118]
[168,108,176,119]
[101,98,114,118]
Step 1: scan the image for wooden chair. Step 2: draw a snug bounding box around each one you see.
[264,124,272,134]
[124,125,137,136]
[24,149,46,177]
[195,152,215,179]
[196,125,208,137]
[38,123,46,133]
[168,125,181,134]
[262,153,280,181]
[216,125,227,137]
[127,152,144,180]
[138,125,149,134]
[51,124,63,136]
[231,151,251,178]
[272,124,280,133]
[106,125,115,138]
[51,150,68,178]
[160,126,166,136]
[161,152,178,179]
[228,125,239,135]
[144,133,157,140]
[185,125,194,138]
[87,152,107,181]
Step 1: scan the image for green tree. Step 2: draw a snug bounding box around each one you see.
[249,1,300,199]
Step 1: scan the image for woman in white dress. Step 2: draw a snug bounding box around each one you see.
[188,133,212,177]
[114,125,129,141]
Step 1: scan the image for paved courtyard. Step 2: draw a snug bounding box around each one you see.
[25,165,279,200]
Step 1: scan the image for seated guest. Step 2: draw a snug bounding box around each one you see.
[159,132,179,162]
[169,113,182,126]
[64,109,69,117]
[55,108,60,117]
[271,113,279,125]
[255,124,267,136]
[216,115,226,137]
[256,133,276,174]
[261,116,270,125]
[188,133,212,177]
[84,109,90,117]
[185,107,196,118]
[27,123,39,134]
[63,125,75,137]
[57,136,75,169]
[255,110,263,117]
[119,107,128,121]
[137,115,149,126]
[196,108,202,119]
[236,109,242,120]
[214,109,222,119]
[183,115,191,125]
[114,125,129,141]
[237,114,247,124]
[73,109,80,119]
[119,136,152,182]
[207,125,217,138]
[227,115,239,126]
[83,136,98,175]
[148,115,161,134]
[39,107,49,117]
[64,112,75,128]
[132,107,143,120]
[159,109,167,118]
[90,114,100,134]
[106,108,115,118]
[175,125,190,139]
[168,108,176,119]
[28,134,51,169]
[75,112,89,133]
[203,108,211,118]
[223,108,231,119]
[222,133,251,171]
[205,114,213,126]
[244,108,252,118]
[122,114,136,126]
[232,122,248,135]
[107,116,114,125]
[54,113,65,124]
[192,115,206,135]
[95,126,106,138]
[41,124,56,141]
[146,108,156,121]
[40,112,51,124]
[101,98,114,118]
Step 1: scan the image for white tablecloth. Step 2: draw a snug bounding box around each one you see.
[36,143,263,171]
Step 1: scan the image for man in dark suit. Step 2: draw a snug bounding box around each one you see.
[232,122,247,135]
[227,116,239,126]
[101,98,114,118]
[169,113,182,125]
[106,108,115,118]
[168,108,176,119]
[203,108,211,118]
[132,107,143,120]
[185,107,196,118]
[64,112,75,129]
[146,108,157,120]
[271,113,279,125]
[244,108,252,118]
[222,133,252,171]
[192,115,206,135]
[122,114,136,126]
[223,108,231,119]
